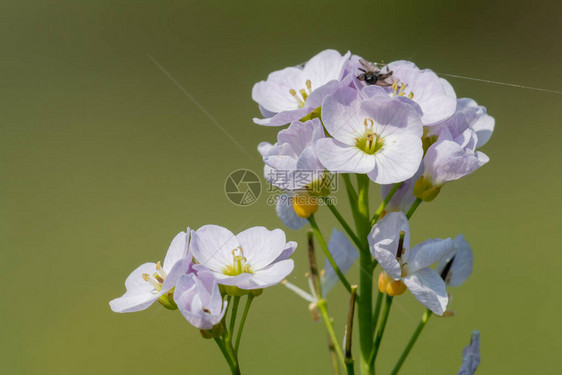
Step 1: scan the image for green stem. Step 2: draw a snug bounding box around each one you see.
[317,299,347,371]
[328,334,342,375]
[214,337,240,375]
[371,183,401,226]
[371,290,383,333]
[342,174,358,203]
[370,295,393,367]
[234,294,254,355]
[355,175,373,375]
[390,309,432,375]
[406,198,422,220]
[326,201,362,249]
[229,296,240,336]
[344,286,358,375]
[308,214,353,293]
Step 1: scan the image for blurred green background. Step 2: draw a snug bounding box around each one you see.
[1,0,561,374]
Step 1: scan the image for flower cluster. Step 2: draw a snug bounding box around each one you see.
[111,48,493,375]
[110,226,296,330]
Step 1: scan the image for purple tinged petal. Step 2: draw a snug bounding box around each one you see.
[163,230,191,272]
[274,241,298,262]
[161,257,192,291]
[387,60,457,126]
[174,272,226,330]
[424,133,489,187]
[191,225,240,272]
[243,259,295,289]
[236,227,288,270]
[315,138,376,174]
[253,107,313,127]
[403,267,448,315]
[367,133,423,184]
[458,331,481,375]
[322,229,359,296]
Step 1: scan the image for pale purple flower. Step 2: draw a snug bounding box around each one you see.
[174,268,227,330]
[315,86,424,184]
[190,225,296,290]
[369,212,454,315]
[422,126,489,188]
[109,230,192,313]
[436,234,473,287]
[427,98,495,149]
[283,228,358,301]
[252,49,351,126]
[258,119,326,190]
[347,57,457,126]
[458,331,481,375]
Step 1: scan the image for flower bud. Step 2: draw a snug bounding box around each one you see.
[158,291,178,310]
[378,271,407,296]
[292,193,319,218]
[413,176,441,202]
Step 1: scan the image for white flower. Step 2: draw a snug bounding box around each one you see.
[109,230,191,313]
[369,212,454,315]
[190,225,296,290]
[252,49,350,126]
[316,86,424,184]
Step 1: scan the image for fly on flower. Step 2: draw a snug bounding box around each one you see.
[356,59,394,86]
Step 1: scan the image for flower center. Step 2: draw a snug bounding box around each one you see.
[391,81,414,99]
[142,261,167,293]
[289,79,312,108]
[223,247,253,276]
[355,118,384,155]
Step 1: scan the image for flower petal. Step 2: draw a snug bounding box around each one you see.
[275,193,307,230]
[163,230,190,272]
[458,331,481,375]
[322,229,359,296]
[191,225,240,272]
[436,234,473,287]
[368,212,410,280]
[406,238,455,274]
[109,262,159,313]
[403,268,448,315]
[315,138,375,174]
[236,226,288,270]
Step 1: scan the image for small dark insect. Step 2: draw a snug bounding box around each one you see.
[357,59,394,86]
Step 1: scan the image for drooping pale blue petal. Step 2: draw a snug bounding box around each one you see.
[321,229,359,296]
[436,234,473,287]
[369,212,410,280]
[406,238,455,274]
[458,331,481,375]
[403,267,449,315]
[191,225,240,272]
[275,193,307,230]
